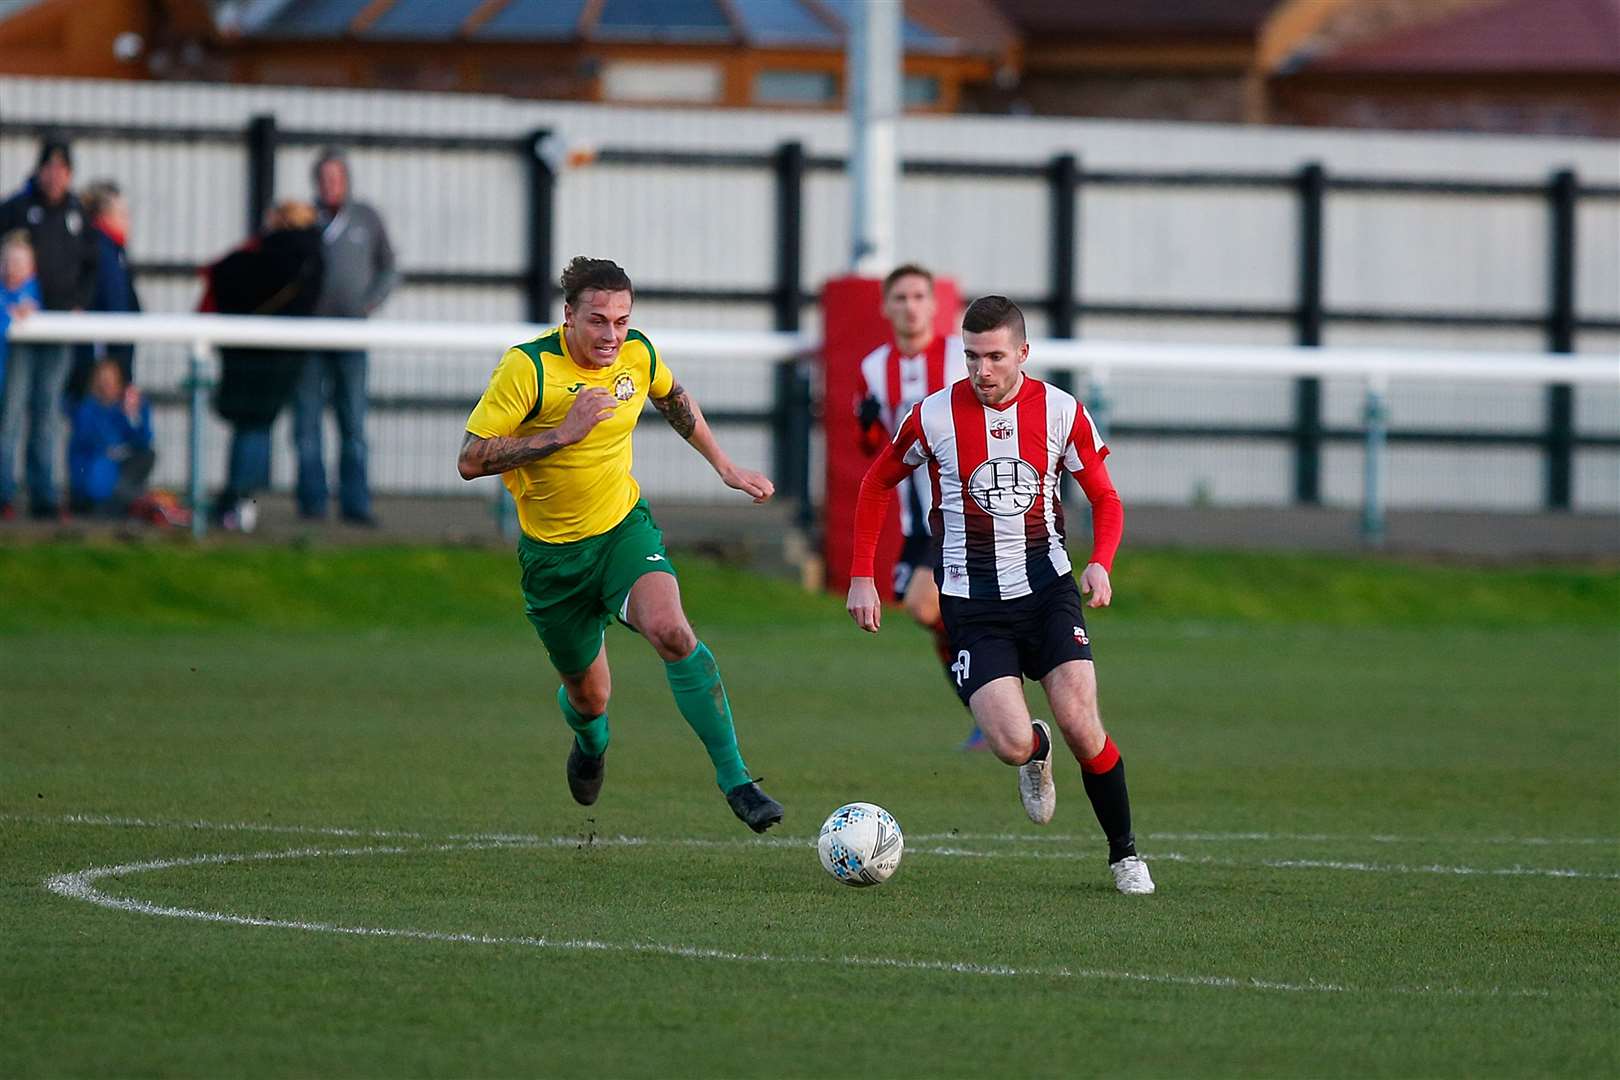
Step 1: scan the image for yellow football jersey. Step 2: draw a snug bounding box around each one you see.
[465,325,674,543]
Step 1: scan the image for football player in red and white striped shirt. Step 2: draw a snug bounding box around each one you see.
[845,295,1153,895]
[853,264,982,749]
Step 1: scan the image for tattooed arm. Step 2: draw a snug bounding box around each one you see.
[651,382,774,503]
[650,381,699,439]
[457,430,567,480]
[458,387,617,480]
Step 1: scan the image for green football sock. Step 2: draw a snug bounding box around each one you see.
[664,641,751,792]
[557,685,609,758]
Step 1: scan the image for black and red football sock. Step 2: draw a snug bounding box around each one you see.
[1023,720,1051,764]
[1080,736,1137,863]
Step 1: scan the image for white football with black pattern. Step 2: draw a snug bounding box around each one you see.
[817,802,904,887]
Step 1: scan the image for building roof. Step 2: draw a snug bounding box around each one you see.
[1305,0,1620,75]
[229,0,1007,55]
[993,0,1280,39]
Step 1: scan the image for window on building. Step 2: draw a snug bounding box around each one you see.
[754,69,838,106]
[596,0,731,41]
[904,74,941,108]
[600,60,723,103]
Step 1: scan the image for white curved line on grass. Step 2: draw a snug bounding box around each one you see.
[12,812,1618,850]
[12,813,1617,879]
[5,811,433,840]
[913,831,1620,847]
[43,842,1550,1000]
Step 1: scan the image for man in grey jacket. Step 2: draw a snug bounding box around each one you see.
[294,147,398,524]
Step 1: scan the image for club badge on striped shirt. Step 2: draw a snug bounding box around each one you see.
[967,458,1040,517]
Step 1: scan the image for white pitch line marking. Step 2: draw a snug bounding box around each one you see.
[3,811,433,840]
[913,845,1619,880]
[1143,851,1620,881]
[11,813,1618,879]
[914,831,1620,847]
[43,842,1551,1000]
[12,812,1618,850]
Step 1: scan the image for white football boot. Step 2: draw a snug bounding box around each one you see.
[1110,855,1156,895]
[1018,719,1056,825]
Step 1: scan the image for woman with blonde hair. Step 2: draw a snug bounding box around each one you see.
[203,199,324,530]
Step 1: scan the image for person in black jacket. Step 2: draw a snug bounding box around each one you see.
[0,137,99,519]
[65,180,142,404]
[207,200,325,531]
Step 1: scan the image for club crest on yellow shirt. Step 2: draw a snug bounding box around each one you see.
[613,373,636,401]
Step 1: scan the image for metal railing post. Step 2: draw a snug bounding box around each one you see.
[526,130,556,323]
[773,358,815,529]
[1544,167,1577,510]
[773,142,805,333]
[186,340,210,539]
[1086,367,1113,440]
[494,485,518,543]
[792,363,814,530]
[1047,369,1077,500]
[1049,153,1080,339]
[1361,374,1388,546]
[1081,367,1112,508]
[1294,161,1326,506]
[245,114,277,234]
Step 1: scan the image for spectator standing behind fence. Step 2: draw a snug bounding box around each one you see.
[294,148,397,527]
[68,357,153,518]
[0,138,98,520]
[1,231,44,407]
[207,200,325,532]
[66,180,142,404]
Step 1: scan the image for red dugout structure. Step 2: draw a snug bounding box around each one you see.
[819,274,961,596]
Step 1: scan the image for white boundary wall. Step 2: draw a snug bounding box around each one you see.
[11,313,1619,522]
[1,76,1616,511]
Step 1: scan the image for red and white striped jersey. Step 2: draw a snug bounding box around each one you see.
[857,335,962,536]
[893,375,1108,600]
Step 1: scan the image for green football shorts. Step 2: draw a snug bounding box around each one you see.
[516,499,676,676]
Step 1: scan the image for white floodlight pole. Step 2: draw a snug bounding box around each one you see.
[848,0,901,274]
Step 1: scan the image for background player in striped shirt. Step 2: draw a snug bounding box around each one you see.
[853,264,983,750]
[845,295,1154,895]
[459,256,783,833]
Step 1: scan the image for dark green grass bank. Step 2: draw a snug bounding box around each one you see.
[1,542,1616,632]
[2,545,1617,1077]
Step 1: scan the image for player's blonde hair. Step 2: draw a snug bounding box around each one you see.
[267,199,318,231]
[82,180,123,221]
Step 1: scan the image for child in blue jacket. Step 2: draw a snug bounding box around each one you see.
[1,229,43,393]
[68,357,154,516]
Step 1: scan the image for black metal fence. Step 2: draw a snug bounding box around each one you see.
[5,113,1617,513]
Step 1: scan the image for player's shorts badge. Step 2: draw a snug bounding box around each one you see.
[613,373,636,401]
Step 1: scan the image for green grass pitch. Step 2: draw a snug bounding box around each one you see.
[2,544,1617,1077]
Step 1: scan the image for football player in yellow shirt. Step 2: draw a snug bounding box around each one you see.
[459,256,783,832]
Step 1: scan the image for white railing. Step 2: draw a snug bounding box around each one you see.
[10,312,1618,541]
[11,313,807,538]
[1022,339,1618,543]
